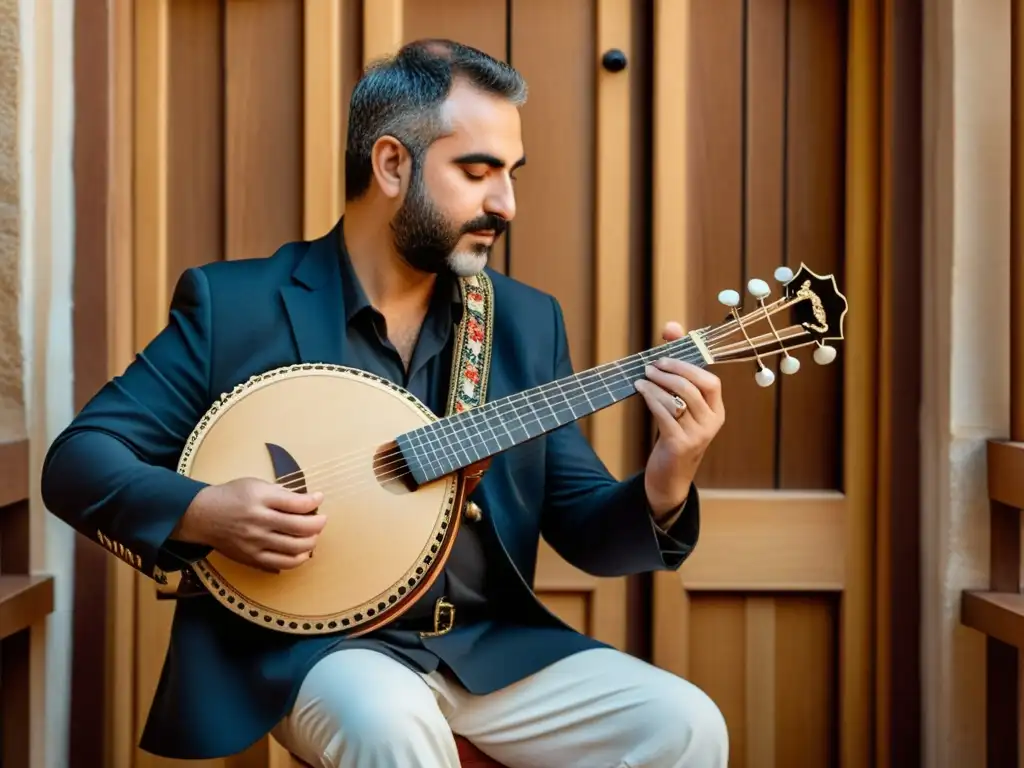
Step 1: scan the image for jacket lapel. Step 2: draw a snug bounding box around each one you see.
[280,220,346,366]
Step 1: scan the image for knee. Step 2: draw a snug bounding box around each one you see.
[637,677,729,766]
[331,693,450,752]
[275,656,457,767]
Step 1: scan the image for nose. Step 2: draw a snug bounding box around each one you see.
[485,177,516,222]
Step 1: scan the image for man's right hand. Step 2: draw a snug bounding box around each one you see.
[172,478,326,572]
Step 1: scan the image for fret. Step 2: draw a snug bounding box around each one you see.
[397,336,703,486]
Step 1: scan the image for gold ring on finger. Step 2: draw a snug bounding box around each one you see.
[672,395,687,419]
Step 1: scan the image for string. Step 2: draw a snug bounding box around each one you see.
[156,305,802,574]
[270,310,807,493]
[263,299,790,489]
[243,334,685,491]
[276,313,812,492]
[268,351,711,500]
[268,329,719,490]
[270,346,710,494]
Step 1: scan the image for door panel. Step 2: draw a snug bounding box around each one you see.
[651,2,875,768]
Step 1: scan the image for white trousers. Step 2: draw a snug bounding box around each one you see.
[272,647,728,768]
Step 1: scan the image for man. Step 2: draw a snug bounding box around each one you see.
[42,39,728,767]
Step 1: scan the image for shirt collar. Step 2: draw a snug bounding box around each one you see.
[335,222,463,326]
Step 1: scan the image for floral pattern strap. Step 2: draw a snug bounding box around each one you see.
[446,272,494,417]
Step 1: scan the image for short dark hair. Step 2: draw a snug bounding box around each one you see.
[345,39,527,200]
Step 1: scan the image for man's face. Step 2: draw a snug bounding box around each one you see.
[391,79,524,277]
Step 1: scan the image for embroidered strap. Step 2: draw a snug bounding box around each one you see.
[445,272,495,417]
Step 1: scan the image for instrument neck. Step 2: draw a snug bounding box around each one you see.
[396,333,709,486]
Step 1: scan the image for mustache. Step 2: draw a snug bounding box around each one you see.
[460,214,508,238]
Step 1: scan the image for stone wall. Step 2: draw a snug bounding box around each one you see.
[0,0,21,444]
[921,0,1011,765]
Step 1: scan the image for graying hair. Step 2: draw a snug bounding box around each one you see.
[345,39,527,200]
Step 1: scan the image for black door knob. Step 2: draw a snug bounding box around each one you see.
[601,49,628,72]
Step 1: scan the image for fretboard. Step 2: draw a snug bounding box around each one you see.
[395,334,707,487]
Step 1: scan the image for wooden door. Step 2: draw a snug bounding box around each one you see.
[112,1,645,765]
[651,1,879,767]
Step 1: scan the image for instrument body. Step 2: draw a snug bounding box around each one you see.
[176,262,848,636]
[178,364,467,636]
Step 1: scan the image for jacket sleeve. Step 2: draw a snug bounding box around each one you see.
[539,296,700,577]
[40,267,215,584]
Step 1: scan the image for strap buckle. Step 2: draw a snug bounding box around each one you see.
[419,597,456,637]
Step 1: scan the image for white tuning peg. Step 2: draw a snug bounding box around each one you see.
[813,344,837,365]
[718,289,740,307]
[779,355,800,375]
[755,366,776,387]
[774,266,794,283]
[747,278,771,299]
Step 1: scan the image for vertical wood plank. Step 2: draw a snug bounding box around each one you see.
[776,0,845,490]
[364,0,403,65]
[652,0,689,337]
[167,0,224,276]
[877,0,923,763]
[745,598,776,768]
[685,0,750,488]
[510,0,595,414]
[224,0,303,261]
[774,596,837,765]
[132,0,170,349]
[130,9,183,762]
[688,597,748,766]
[109,0,138,764]
[593,0,632,479]
[876,1,894,762]
[1011,0,1024,761]
[651,0,692,680]
[1014,0,1024,443]
[842,0,880,764]
[304,0,344,240]
[403,0,506,58]
[744,0,786,486]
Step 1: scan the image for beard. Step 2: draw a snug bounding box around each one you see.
[390,166,507,277]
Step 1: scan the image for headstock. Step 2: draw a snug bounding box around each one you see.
[698,263,848,387]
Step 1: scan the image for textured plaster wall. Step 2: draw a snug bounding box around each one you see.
[922,0,1011,765]
[17,0,76,763]
[0,0,22,444]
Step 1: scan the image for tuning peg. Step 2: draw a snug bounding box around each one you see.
[718,289,740,307]
[779,355,800,375]
[747,278,771,299]
[813,343,837,365]
[755,365,775,387]
[774,266,794,283]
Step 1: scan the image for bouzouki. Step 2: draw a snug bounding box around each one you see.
[166,263,847,636]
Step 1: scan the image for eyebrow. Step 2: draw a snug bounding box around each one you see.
[453,153,527,171]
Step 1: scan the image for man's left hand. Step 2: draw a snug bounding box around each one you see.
[634,321,726,520]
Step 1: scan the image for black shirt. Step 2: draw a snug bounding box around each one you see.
[332,236,494,672]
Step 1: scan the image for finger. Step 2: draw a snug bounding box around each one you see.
[650,381,691,419]
[661,321,686,341]
[231,549,281,574]
[635,380,686,438]
[261,507,328,537]
[264,485,325,514]
[256,550,312,572]
[259,531,320,557]
[652,358,724,413]
[644,365,714,422]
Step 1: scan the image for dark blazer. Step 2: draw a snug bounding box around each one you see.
[41,220,700,760]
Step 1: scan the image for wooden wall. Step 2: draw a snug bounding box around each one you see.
[66,1,920,767]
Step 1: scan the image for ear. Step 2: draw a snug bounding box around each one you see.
[370,136,411,200]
